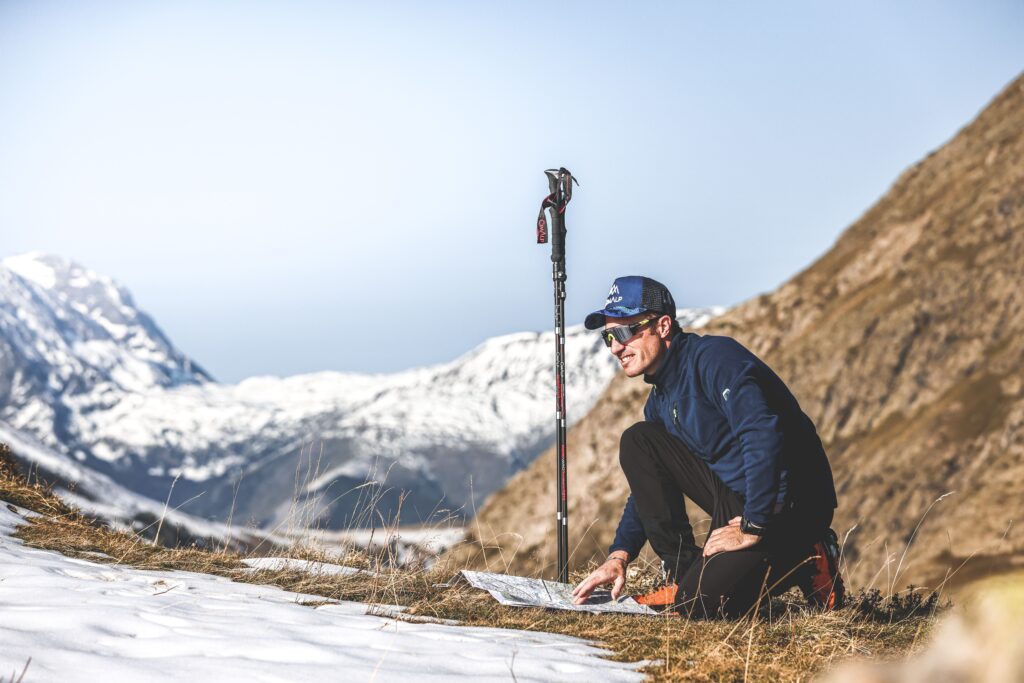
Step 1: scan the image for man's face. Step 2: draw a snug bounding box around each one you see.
[604,313,673,377]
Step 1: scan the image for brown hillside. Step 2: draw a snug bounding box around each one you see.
[450,73,1024,591]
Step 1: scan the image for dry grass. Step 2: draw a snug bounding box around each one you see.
[234,552,940,682]
[1,445,241,574]
[1,444,940,681]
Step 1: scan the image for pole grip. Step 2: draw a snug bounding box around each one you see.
[536,168,576,261]
[549,210,566,263]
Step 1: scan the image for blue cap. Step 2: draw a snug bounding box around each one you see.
[584,276,677,329]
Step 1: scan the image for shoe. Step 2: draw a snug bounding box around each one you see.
[632,582,679,611]
[800,528,845,610]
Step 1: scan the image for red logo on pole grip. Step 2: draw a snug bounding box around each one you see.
[537,217,548,244]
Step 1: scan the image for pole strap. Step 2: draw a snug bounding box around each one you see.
[536,198,551,244]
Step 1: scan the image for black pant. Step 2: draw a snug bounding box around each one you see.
[619,421,833,619]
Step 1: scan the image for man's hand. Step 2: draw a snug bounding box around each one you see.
[703,516,761,557]
[571,552,628,605]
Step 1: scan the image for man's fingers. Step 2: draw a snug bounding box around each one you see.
[573,563,626,604]
[572,577,599,604]
[610,574,625,600]
[572,574,601,602]
[728,516,742,525]
[573,581,598,602]
[571,578,594,597]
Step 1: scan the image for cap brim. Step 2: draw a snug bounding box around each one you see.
[584,306,646,330]
[584,311,605,330]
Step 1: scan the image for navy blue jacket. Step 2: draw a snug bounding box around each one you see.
[609,331,837,559]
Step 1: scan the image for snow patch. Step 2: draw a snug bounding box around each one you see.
[241,557,368,576]
[0,500,646,682]
[3,252,57,288]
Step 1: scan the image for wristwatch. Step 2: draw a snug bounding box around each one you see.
[740,517,766,536]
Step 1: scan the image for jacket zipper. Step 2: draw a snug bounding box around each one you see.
[669,400,703,457]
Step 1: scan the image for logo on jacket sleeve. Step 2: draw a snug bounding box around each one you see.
[722,388,731,402]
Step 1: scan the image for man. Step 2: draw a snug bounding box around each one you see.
[571,275,844,618]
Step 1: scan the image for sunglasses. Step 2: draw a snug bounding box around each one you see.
[600,318,657,347]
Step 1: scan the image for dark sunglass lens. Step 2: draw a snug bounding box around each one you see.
[602,319,653,347]
[610,326,630,344]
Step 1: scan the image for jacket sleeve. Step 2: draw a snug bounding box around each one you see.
[608,495,647,559]
[702,345,784,527]
[606,392,658,557]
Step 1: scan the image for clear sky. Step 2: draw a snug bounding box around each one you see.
[2,1,1022,382]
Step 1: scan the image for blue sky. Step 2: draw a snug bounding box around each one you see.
[2,1,1022,382]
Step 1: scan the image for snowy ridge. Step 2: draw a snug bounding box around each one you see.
[0,253,722,529]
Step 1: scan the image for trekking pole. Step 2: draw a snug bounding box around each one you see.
[536,167,578,584]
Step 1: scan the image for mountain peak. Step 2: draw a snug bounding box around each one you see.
[2,252,139,309]
[0,253,210,426]
[2,252,69,289]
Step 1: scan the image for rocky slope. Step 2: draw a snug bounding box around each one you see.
[0,252,719,529]
[452,73,1024,590]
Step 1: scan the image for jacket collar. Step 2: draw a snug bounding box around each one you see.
[643,330,689,392]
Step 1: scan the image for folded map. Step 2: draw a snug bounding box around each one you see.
[450,570,658,616]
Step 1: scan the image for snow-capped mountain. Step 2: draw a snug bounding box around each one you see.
[0,253,720,528]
